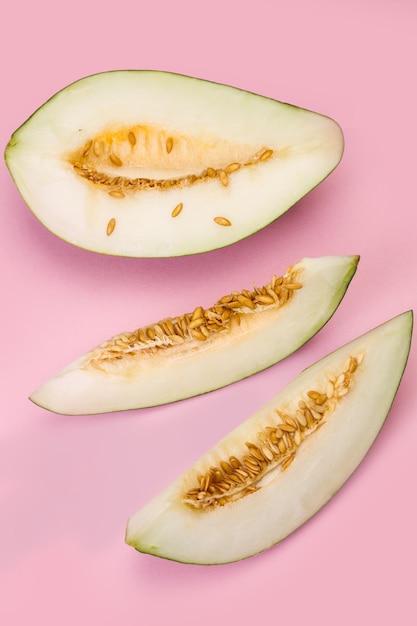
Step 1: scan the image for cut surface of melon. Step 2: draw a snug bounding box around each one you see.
[5,71,344,257]
[125,311,413,565]
[30,255,358,415]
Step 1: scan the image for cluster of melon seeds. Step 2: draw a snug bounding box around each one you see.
[69,125,274,198]
[182,352,364,509]
[83,265,302,371]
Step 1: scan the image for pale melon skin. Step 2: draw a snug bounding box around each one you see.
[5,71,344,257]
[30,256,359,415]
[125,311,413,565]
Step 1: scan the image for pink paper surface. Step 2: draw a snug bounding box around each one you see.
[1,1,416,624]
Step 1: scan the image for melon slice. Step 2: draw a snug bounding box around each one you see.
[5,70,343,257]
[125,311,413,564]
[30,255,358,415]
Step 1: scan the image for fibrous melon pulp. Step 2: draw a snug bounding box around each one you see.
[5,71,344,257]
[125,311,413,564]
[30,255,358,415]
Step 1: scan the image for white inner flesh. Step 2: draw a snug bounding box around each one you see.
[125,311,412,564]
[7,71,343,256]
[30,256,358,415]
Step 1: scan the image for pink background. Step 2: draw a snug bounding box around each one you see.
[1,1,416,624]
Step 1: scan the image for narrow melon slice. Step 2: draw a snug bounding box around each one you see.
[30,255,358,415]
[125,311,413,564]
[5,71,343,257]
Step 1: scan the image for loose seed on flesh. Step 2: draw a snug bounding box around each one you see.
[214,217,232,227]
[108,190,125,199]
[106,218,116,236]
[171,202,183,218]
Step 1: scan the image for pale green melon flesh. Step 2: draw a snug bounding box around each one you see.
[125,311,413,564]
[30,255,358,415]
[5,71,344,257]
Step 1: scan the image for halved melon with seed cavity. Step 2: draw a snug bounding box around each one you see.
[125,311,413,564]
[30,255,358,415]
[5,70,344,257]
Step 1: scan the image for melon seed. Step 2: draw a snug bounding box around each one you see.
[109,154,123,167]
[171,202,183,217]
[166,136,174,153]
[128,131,136,146]
[106,217,116,236]
[214,216,232,227]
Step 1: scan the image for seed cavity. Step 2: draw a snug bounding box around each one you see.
[182,353,364,510]
[69,127,273,197]
[84,264,303,371]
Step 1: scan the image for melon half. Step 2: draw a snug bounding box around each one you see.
[30,255,358,415]
[5,71,344,257]
[125,311,413,564]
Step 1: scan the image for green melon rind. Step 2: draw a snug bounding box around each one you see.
[125,311,413,564]
[29,255,358,415]
[5,70,344,257]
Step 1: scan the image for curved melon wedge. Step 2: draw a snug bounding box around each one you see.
[30,255,358,415]
[125,311,413,564]
[5,70,343,257]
